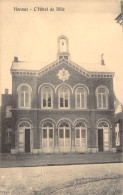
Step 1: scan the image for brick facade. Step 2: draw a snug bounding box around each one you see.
[1,36,116,153]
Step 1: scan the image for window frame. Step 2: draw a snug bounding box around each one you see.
[58,86,70,109]
[58,122,71,147]
[42,122,54,148]
[41,86,53,109]
[18,85,31,109]
[96,86,109,109]
[75,87,87,109]
[75,122,87,147]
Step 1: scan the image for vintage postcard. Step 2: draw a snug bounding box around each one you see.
[0,0,123,194]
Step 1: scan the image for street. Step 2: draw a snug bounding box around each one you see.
[0,163,123,195]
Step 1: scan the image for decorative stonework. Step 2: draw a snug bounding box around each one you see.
[57,68,70,82]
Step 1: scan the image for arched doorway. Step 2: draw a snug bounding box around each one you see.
[75,122,87,152]
[41,121,54,152]
[17,121,32,153]
[58,122,71,152]
[97,121,110,152]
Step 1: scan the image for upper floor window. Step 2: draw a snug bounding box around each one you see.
[58,87,70,109]
[96,86,109,109]
[6,106,12,118]
[75,87,87,109]
[18,85,31,108]
[41,87,53,108]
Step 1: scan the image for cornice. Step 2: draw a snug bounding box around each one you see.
[11,108,115,113]
[10,58,114,78]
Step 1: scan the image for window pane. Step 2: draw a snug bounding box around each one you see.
[49,129,53,138]
[77,88,85,93]
[76,129,80,138]
[76,122,85,127]
[59,129,63,138]
[59,122,69,127]
[43,129,47,138]
[25,92,29,107]
[20,93,24,107]
[65,94,68,107]
[98,88,105,93]
[103,94,106,108]
[43,93,46,107]
[43,122,53,127]
[65,129,70,138]
[98,94,102,108]
[81,93,85,108]
[48,93,51,107]
[60,97,63,107]
[21,86,28,91]
[81,129,86,138]
[77,94,80,107]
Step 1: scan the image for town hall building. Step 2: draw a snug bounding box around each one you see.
[1,35,116,154]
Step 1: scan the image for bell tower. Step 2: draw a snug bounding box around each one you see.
[57,35,70,60]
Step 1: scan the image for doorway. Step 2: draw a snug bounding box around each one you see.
[98,129,103,151]
[25,129,30,153]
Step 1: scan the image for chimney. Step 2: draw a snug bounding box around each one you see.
[5,89,9,94]
[14,56,18,62]
[101,54,105,65]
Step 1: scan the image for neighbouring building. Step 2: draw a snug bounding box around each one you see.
[1,89,12,153]
[115,1,123,152]
[114,99,123,152]
[115,1,123,27]
[1,35,116,154]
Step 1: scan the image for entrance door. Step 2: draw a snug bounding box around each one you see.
[98,129,103,151]
[25,129,30,153]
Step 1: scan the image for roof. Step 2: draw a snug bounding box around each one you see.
[11,58,114,78]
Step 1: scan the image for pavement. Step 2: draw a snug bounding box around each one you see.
[0,163,123,195]
[0,152,123,168]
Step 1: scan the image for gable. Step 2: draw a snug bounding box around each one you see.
[37,61,90,87]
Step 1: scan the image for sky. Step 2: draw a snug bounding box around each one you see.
[0,0,123,105]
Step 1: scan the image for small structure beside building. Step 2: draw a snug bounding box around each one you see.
[1,89,12,153]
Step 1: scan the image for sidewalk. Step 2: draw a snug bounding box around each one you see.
[0,152,123,168]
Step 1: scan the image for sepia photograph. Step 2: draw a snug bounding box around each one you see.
[0,0,123,194]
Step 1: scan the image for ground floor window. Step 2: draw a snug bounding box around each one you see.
[75,122,87,147]
[42,122,54,148]
[58,122,71,148]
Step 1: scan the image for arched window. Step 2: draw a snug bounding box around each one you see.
[58,87,70,109]
[58,122,71,150]
[75,87,87,109]
[18,85,31,108]
[96,86,109,109]
[42,122,54,148]
[41,87,53,108]
[75,122,87,147]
